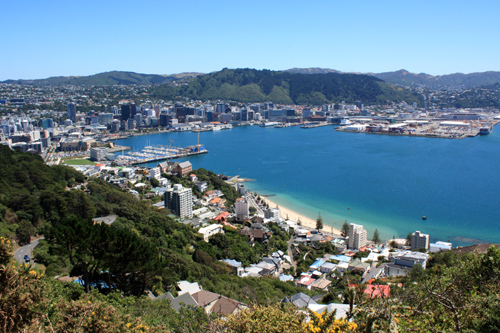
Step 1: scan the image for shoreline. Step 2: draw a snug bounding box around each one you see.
[259,194,342,237]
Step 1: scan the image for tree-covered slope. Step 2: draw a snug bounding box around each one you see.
[151,68,423,105]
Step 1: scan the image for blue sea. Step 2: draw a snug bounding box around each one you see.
[114,125,500,246]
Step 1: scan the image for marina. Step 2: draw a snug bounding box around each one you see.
[115,144,208,165]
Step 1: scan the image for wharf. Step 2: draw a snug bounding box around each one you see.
[108,145,132,153]
[301,122,332,129]
[114,143,208,165]
[127,149,208,165]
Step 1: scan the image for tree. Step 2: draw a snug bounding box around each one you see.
[406,232,412,245]
[341,221,349,237]
[16,220,34,246]
[372,229,380,244]
[316,213,323,232]
[150,178,160,187]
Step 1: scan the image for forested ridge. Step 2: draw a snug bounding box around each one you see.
[150,68,423,105]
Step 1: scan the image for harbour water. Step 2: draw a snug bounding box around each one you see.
[114,125,500,246]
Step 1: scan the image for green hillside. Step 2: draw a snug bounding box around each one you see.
[151,68,423,105]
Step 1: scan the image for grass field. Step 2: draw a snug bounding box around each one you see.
[62,158,96,166]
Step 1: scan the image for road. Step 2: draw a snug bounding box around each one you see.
[246,192,264,215]
[287,235,297,274]
[13,237,43,264]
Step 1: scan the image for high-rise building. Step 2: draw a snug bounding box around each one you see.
[121,105,131,121]
[67,103,77,123]
[235,198,249,218]
[411,231,429,250]
[164,184,193,219]
[348,223,367,249]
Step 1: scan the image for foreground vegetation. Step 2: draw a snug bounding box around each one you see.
[2,145,500,332]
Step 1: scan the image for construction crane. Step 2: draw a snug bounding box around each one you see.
[168,139,174,152]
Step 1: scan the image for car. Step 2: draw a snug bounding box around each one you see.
[24,255,30,262]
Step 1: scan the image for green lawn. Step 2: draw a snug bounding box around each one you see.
[62,158,96,166]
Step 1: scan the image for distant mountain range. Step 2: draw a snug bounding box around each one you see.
[3,68,499,89]
[2,71,203,86]
[150,68,423,105]
[285,68,500,88]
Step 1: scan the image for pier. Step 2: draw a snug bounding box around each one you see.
[114,144,208,165]
[301,122,332,129]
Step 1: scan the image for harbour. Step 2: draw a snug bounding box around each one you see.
[113,124,500,246]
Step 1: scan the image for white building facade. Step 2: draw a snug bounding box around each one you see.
[164,184,193,219]
[348,223,367,250]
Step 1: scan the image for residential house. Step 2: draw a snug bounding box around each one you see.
[310,277,332,291]
[282,292,317,308]
[198,224,224,242]
[191,290,246,316]
[296,275,316,290]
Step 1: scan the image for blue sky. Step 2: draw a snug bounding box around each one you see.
[1,0,499,80]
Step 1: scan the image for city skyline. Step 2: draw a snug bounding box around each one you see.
[1,0,499,81]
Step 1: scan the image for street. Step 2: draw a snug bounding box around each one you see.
[13,237,43,264]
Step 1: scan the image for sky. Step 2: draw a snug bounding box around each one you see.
[1,0,499,80]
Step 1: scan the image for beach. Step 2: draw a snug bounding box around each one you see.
[259,195,342,236]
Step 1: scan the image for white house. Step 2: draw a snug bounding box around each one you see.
[198,224,224,242]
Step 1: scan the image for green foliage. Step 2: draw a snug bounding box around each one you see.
[316,213,324,231]
[372,229,380,244]
[151,68,424,105]
[341,221,349,238]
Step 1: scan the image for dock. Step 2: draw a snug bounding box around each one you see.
[114,144,208,165]
[301,122,332,129]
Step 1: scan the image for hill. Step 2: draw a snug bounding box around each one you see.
[286,68,500,88]
[2,71,203,86]
[151,68,423,105]
[373,69,500,88]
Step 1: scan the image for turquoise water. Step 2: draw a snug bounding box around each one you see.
[114,125,500,246]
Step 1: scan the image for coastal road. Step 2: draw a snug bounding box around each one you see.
[246,193,264,216]
[13,237,43,264]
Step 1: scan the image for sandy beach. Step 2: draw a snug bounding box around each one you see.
[259,195,342,236]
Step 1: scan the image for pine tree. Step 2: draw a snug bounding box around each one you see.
[341,221,349,237]
[372,229,380,244]
[316,213,323,231]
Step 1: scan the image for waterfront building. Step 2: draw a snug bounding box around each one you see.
[165,184,193,219]
[348,223,367,250]
[411,231,429,250]
[430,241,452,252]
[264,208,281,220]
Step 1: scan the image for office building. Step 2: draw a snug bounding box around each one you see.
[164,184,193,219]
[121,105,131,121]
[411,231,429,250]
[90,147,109,161]
[348,223,367,250]
[67,103,77,123]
